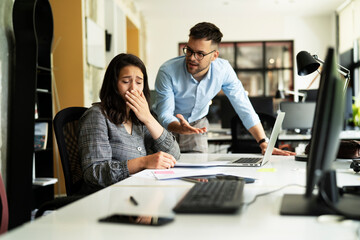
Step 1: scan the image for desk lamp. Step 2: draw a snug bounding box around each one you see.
[295,51,351,161]
[296,51,350,90]
[281,90,307,102]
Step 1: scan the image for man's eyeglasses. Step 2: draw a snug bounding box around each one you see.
[183,47,216,61]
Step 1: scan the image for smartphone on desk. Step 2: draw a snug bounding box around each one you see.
[99,214,174,226]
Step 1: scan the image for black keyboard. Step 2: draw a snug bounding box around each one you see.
[173,180,244,214]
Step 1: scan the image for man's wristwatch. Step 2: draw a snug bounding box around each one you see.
[258,137,269,145]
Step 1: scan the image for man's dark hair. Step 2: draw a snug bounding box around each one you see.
[189,22,223,45]
[99,53,150,125]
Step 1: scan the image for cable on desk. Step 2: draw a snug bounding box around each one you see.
[319,188,360,239]
[242,184,305,207]
[242,183,360,238]
[319,187,360,221]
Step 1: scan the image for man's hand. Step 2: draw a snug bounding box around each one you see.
[168,114,207,135]
[259,142,296,156]
[272,147,296,156]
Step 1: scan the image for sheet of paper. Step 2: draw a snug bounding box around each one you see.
[151,168,223,180]
[131,169,157,179]
[175,153,240,167]
[174,161,229,167]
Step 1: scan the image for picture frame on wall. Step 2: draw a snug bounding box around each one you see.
[86,17,106,69]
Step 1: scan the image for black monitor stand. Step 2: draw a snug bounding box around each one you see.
[280,171,360,219]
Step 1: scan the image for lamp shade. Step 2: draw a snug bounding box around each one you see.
[296,51,320,76]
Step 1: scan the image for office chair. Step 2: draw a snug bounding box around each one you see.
[36,107,88,217]
[0,173,8,234]
[230,112,276,153]
[53,107,88,196]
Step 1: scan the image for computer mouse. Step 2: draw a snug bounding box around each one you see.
[350,159,360,173]
[295,154,308,162]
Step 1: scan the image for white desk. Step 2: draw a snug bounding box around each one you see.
[2,154,360,239]
[340,130,360,139]
[208,130,360,142]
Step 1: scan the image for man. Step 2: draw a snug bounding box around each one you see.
[155,22,294,155]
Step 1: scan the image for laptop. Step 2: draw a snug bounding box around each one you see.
[222,112,285,167]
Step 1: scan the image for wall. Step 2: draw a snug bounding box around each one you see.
[50,0,143,109]
[49,0,86,195]
[0,0,14,186]
[49,0,144,195]
[84,0,106,107]
[85,0,144,106]
[338,0,360,52]
[104,0,127,66]
[126,17,140,56]
[142,14,337,92]
[338,0,360,96]
[50,0,85,111]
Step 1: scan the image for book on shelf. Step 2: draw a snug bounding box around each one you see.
[33,177,58,186]
[35,102,38,119]
[32,154,58,186]
[37,88,49,93]
[34,122,48,150]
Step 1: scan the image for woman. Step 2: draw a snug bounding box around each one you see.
[78,53,181,190]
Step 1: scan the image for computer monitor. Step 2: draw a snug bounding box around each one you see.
[207,95,222,124]
[149,90,157,110]
[298,89,318,102]
[220,96,273,128]
[280,102,316,133]
[219,96,236,128]
[344,86,353,129]
[280,47,360,218]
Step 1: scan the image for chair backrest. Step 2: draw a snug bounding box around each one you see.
[0,173,8,234]
[53,107,87,196]
[231,112,276,153]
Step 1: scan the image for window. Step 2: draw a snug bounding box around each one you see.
[179,40,294,97]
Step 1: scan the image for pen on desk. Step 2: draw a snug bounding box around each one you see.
[130,196,138,206]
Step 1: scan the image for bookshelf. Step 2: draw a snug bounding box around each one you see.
[8,0,55,229]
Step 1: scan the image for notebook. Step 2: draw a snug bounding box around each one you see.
[222,112,285,167]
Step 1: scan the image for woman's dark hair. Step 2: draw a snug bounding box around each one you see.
[99,53,150,125]
[189,22,223,45]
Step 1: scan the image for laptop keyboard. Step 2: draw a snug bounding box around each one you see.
[173,179,244,214]
[234,157,262,163]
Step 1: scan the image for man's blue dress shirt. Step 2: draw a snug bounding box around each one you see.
[154,56,260,130]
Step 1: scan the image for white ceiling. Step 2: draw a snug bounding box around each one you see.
[132,0,347,19]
